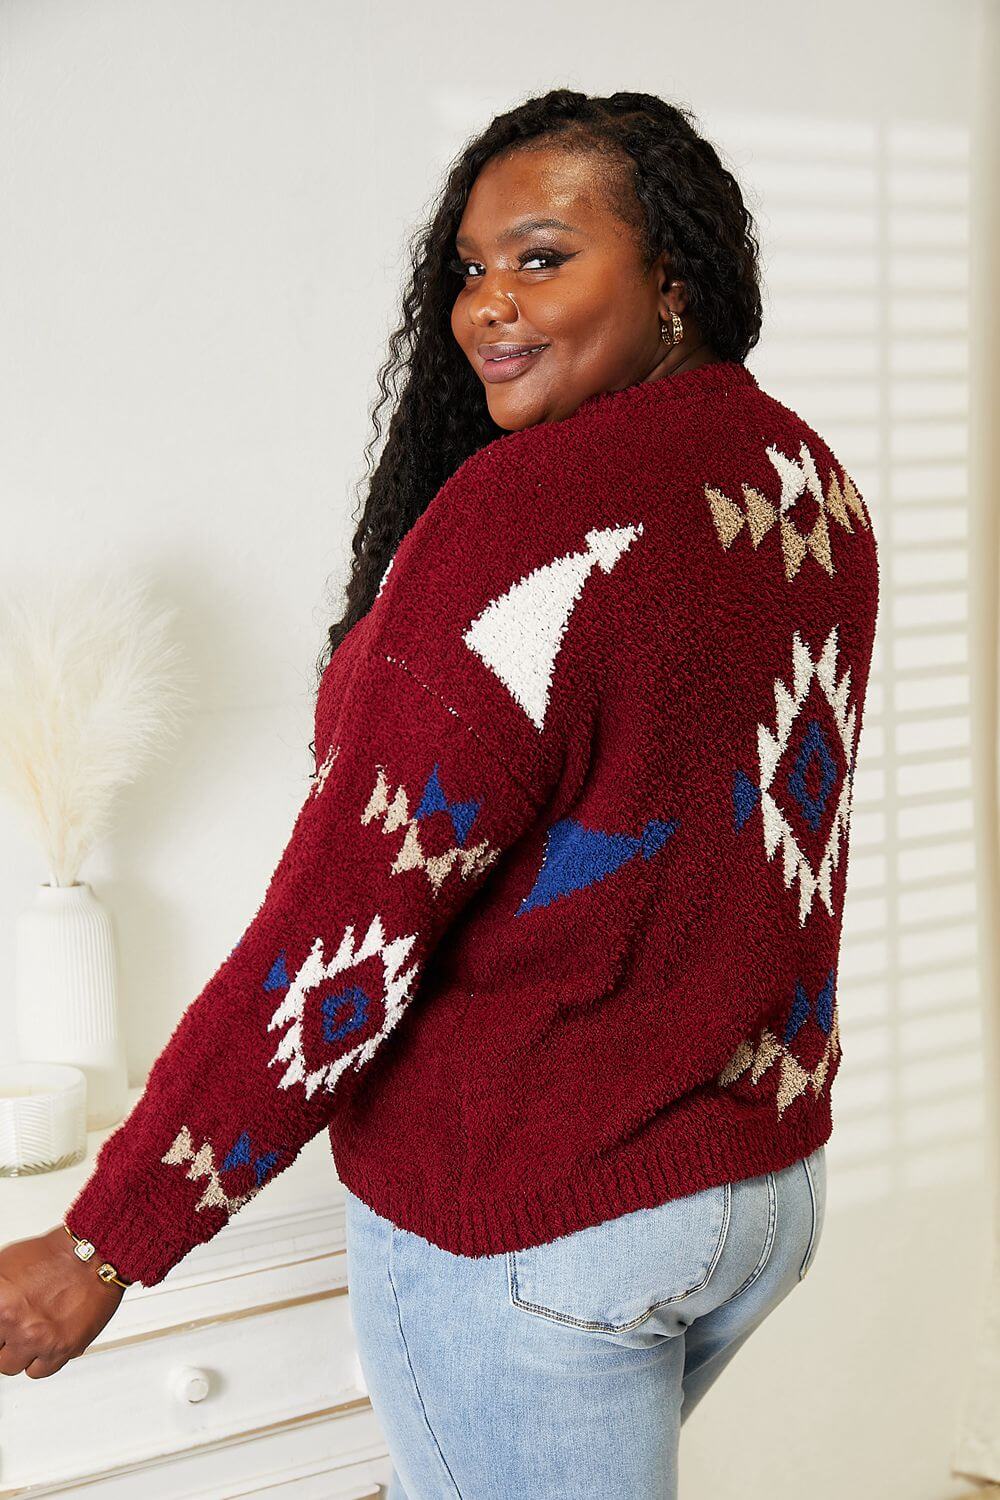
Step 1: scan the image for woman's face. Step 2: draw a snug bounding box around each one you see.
[449,145,699,429]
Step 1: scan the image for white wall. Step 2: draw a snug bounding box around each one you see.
[2,2,997,1496]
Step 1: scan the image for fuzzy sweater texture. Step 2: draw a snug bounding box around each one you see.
[67,360,880,1286]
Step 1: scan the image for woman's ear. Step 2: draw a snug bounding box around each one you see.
[651,252,687,320]
[662,272,688,320]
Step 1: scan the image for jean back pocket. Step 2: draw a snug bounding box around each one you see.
[507,1181,732,1335]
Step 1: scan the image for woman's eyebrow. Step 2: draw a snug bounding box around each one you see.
[455,216,582,251]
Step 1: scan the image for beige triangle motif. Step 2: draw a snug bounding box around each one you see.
[743,487,777,546]
[366,766,500,897]
[161,1125,193,1166]
[705,456,868,579]
[161,1125,263,1217]
[706,487,745,548]
[841,470,868,526]
[824,471,854,532]
[806,506,834,574]
[716,1009,841,1121]
[780,517,808,580]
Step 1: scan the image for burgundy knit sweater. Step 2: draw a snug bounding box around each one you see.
[67,360,879,1287]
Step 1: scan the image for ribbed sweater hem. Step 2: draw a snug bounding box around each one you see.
[327,1090,833,1257]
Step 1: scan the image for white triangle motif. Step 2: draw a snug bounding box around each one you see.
[765,440,826,515]
[461,523,643,730]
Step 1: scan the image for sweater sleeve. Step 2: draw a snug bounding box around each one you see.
[64,644,548,1287]
[65,434,642,1287]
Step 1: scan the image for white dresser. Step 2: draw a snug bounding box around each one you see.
[0,1086,394,1498]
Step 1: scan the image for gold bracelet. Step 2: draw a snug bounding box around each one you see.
[63,1223,132,1290]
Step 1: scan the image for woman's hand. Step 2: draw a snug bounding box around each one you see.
[0,1225,127,1378]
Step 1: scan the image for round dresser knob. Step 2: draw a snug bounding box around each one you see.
[170,1364,212,1404]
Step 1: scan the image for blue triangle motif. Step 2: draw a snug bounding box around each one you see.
[221,1130,281,1187]
[221,1131,252,1172]
[785,982,810,1042]
[732,768,760,831]
[414,762,481,847]
[264,951,289,992]
[254,1151,280,1186]
[642,818,680,857]
[784,967,836,1043]
[816,968,836,1032]
[517,816,678,915]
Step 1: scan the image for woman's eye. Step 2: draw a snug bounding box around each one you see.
[448,249,567,281]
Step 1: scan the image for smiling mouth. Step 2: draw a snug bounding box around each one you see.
[483,345,548,364]
[479,344,549,383]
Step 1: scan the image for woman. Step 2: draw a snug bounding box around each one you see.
[0,90,878,1499]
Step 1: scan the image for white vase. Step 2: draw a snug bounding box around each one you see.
[14,881,128,1131]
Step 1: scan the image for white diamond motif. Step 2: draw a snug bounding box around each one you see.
[753,625,858,925]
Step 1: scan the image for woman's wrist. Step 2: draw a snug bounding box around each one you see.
[60,1222,133,1291]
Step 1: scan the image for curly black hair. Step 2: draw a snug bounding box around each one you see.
[313,87,762,708]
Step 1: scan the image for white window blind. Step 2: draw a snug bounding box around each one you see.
[716,109,982,1199]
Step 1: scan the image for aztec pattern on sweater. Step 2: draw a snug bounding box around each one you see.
[67,360,879,1284]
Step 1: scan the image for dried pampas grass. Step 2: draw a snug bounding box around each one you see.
[0,570,196,887]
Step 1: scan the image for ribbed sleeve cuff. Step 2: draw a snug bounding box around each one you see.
[64,1136,225,1288]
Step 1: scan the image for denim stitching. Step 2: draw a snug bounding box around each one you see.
[507,1181,732,1332]
[798,1154,819,1280]
[386,1228,464,1497]
[714,1171,778,1309]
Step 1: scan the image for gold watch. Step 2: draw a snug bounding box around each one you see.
[63,1223,133,1289]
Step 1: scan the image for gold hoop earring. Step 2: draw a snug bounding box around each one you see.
[660,311,684,346]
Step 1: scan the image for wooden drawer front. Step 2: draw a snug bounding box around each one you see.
[1,1290,362,1491]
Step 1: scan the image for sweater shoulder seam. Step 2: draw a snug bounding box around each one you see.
[373,648,545,809]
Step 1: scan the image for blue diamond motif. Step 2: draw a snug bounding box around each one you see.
[321,985,371,1045]
[786,717,838,833]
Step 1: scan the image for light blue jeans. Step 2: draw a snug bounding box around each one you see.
[344,1144,826,1500]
